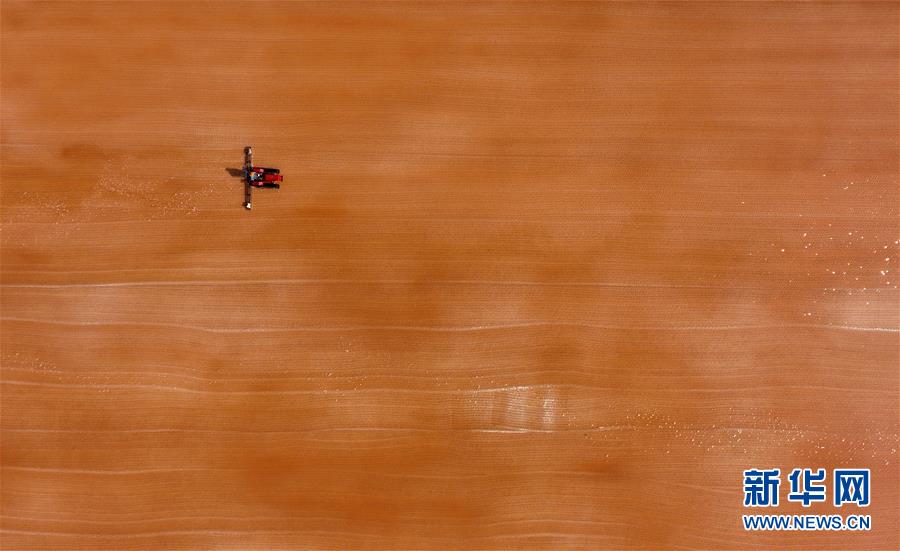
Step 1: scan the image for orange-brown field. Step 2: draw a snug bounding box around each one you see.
[1,1,898,549]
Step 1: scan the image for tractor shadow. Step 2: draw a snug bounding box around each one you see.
[226,168,251,209]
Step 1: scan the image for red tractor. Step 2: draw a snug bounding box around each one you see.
[243,146,283,209]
